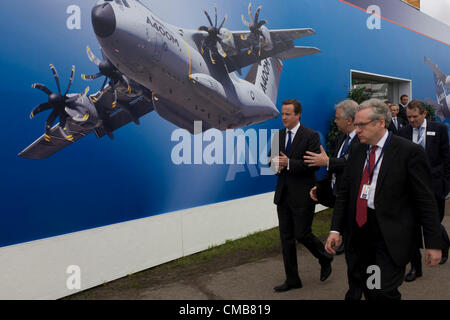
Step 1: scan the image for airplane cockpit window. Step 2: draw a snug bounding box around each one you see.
[114,0,123,6]
[122,0,130,7]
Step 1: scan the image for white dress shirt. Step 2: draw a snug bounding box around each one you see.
[366,130,390,209]
[412,119,427,148]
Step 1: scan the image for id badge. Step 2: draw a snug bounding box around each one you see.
[360,184,370,200]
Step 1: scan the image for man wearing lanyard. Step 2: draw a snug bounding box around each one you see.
[399,99,450,282]
[304,99,360,256]
[325,98,442,300]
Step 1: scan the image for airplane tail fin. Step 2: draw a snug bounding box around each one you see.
[245,57,283,105]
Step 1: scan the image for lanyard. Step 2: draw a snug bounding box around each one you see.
[365,132,392,184]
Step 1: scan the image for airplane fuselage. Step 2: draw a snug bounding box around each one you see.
[91,0,279,132]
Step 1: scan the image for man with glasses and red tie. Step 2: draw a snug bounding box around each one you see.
[271,99,333,292]
[399,100,450,282]
[325,98,442,300]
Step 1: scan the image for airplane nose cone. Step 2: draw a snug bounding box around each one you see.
[92,3,116,38]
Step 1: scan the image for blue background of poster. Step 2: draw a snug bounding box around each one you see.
[0,0,449,247]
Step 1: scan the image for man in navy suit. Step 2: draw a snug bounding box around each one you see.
[388,104,406,135]
[399,99,450,282]
[304,100,360,255]
[271,99,333,292]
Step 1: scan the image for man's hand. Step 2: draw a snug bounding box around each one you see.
[273,152,289,171]
[325,232,341,255]
[310,186,318,202]
[424,249,442,267]
[304,145,329,167]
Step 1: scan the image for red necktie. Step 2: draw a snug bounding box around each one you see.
[356,146,378,228]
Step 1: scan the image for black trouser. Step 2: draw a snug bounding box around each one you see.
[346,208,405,301]
[277,190,331,285]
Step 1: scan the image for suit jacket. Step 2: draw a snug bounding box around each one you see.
[331,133,442,266]
[398,103,408,122]
[388,117,407,135]
[273,125,320,208]
[399,121,450,199]
[316,133,360,207]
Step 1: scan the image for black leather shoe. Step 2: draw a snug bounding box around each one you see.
[335,242,345,255]
[404,268,422,282]
[273,281,302,292]
[320,262,332,282]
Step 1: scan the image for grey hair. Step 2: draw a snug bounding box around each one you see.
[358,98,392,128]
[335,99,358,120]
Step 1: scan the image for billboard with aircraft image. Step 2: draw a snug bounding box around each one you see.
[1,0,449,248]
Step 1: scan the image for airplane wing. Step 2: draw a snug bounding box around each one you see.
[222,28,319,72]
[231,28,316,49]
[225,42,320,73]
[19,87,154,159]
[18,122,94,160]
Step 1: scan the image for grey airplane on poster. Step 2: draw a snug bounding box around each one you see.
[424,57,450,121]
[19,0,320,159]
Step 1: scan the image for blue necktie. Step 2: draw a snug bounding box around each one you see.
[339,135,351,158]
[285,130,292,154]
[418,127,425,148]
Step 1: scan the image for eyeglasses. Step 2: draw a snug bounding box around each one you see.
[354,119,377,128]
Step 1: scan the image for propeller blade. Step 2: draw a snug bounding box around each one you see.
[82,72,103,81]
[30,103,51,119]
[214,4,218,28]
[45,109,58,134]
[49,64,62,95]
[31,83,52,95]
[101,48,108,61]
[216,42,227,58]
[203,10,214,27]
[64,65,75,96]
[86,46,101,66]
[241,15,250,27]
[254,6,262,24]
[248,3,254,25]
[101,77,108,91]
[59,113,68,131]
[218,14,227,30]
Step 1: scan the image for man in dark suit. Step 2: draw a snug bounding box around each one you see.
[304,99,360,256]
[271,99,333,292]
[399,99,450,282]
[388,104,406,135]
[398,94,409,123]
[325,98,442,300]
